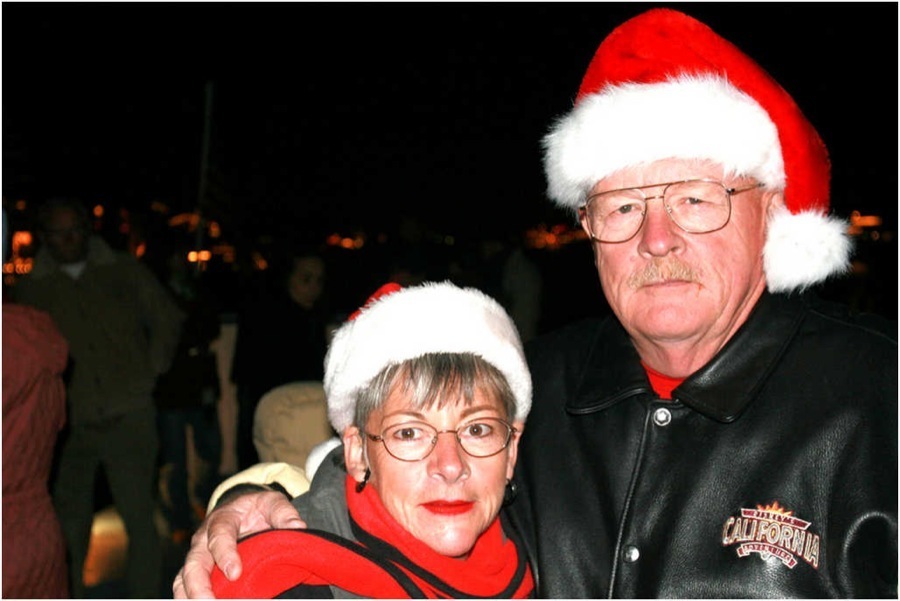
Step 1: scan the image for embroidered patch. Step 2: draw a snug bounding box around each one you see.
[721,501,820,569]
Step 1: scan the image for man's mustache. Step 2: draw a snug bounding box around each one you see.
[628,259,700,289]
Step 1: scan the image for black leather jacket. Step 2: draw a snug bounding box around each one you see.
[508,292,897,598]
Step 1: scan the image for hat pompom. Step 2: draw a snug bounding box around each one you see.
[763,207,852,292]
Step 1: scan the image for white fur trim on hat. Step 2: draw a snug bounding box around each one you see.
[324,281,532,434]
[543,73,851,292]
[543,75,785,209]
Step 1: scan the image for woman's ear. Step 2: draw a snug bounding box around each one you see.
[342,426,368,482]
[505,421,525,481]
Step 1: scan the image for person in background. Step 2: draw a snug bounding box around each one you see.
[154,242,224,545]
[193,281,534,598]
[174,8,896,598]
[2,207,70,598]
[472,233,543,344]
[14,197,185,598]
[230,244,330,469]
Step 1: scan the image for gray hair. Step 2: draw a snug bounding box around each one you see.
[352,353,516,429]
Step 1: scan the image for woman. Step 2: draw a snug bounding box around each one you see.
[210,281,534,598]
[3,208,69,598]
[3,303,70,598]
[231,245,331,469]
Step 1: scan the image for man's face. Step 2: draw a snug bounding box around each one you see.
[581,159,779,364]
[41,206,89,265]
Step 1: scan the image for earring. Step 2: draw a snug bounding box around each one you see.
[503,479,518,506]
[355,468,371,493]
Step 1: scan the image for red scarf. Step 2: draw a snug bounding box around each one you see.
[212,476,534,598]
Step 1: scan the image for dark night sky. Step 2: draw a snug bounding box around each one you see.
[3,2,898,244]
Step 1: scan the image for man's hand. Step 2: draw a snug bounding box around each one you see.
[172,490,305,598]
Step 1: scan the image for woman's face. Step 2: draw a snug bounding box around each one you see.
[287,256,325,309]
[344,385,522,558]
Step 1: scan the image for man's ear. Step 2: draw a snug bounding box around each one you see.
[765,190,786,218]
[577,206,592,237]
[342,426,368,482]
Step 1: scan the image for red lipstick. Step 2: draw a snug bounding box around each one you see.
[422,501,474,515]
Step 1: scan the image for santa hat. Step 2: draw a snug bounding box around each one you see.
[324,281,532,434]
[543,8,851,292]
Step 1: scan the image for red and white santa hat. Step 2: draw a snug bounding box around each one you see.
[323,281,532,434]
[543,8,851,292]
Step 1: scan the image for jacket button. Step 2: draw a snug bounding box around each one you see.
[652,407,672,427]
[623,545,640,563]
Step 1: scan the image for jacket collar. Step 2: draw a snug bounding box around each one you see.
[567,292,806,423]
[29,236,116,279]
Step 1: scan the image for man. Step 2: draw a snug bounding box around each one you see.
[15,197,184,598]
[175,8,896,598]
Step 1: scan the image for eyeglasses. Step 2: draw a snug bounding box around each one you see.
[366,417,517,462]
[580,179,764,243]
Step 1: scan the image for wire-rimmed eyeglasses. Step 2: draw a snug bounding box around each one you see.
[365,417,517,462]
[580,179,764,243]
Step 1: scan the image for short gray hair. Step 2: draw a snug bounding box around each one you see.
[353,353,516,429]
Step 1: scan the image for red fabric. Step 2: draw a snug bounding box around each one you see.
[2,303,69,598]
[348,476,533,597]
[348,282,402,321]
[211,529,411,598]
[642,362,684,400]
[575,8,830,217]
[212,475,533,598]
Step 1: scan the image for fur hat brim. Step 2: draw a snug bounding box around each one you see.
[324,281,532,434]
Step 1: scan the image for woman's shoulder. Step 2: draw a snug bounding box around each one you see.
[296,445,353,539]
